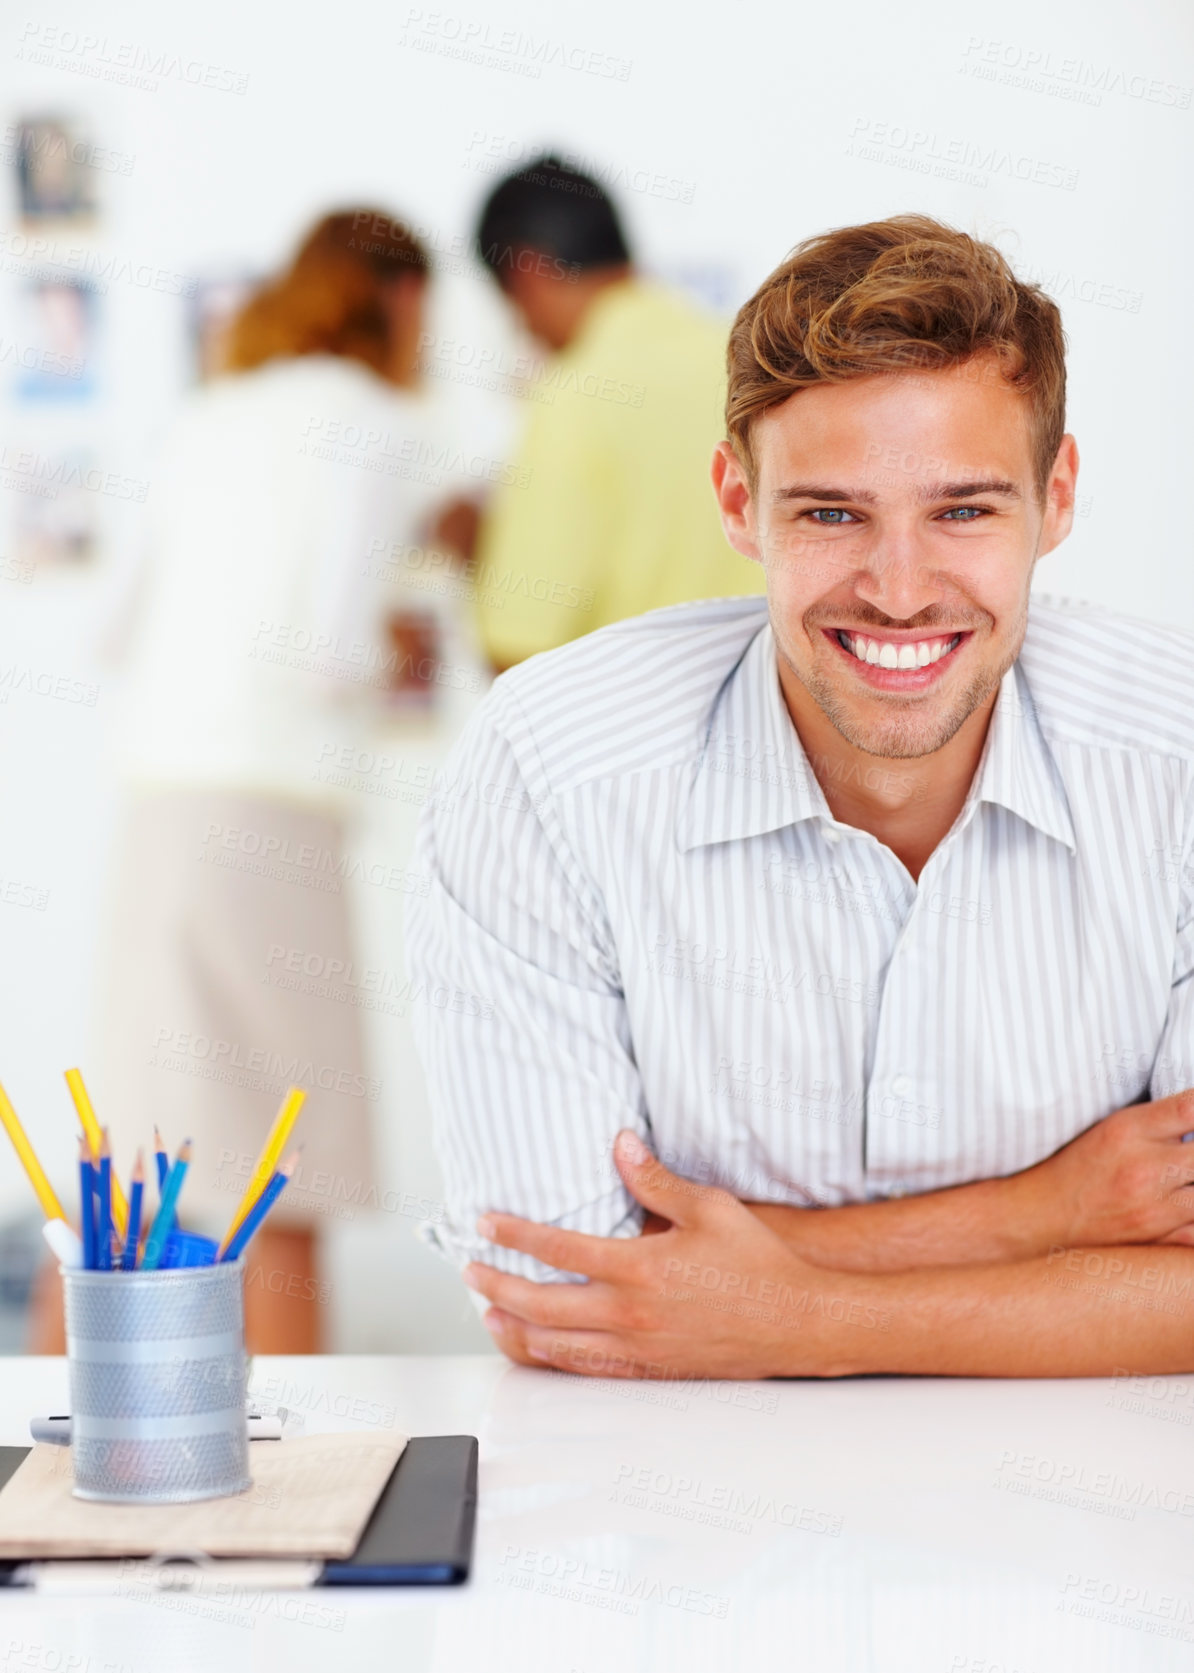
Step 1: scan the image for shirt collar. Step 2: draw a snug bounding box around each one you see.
[973,648,1077,855]
[678,620,1077,856]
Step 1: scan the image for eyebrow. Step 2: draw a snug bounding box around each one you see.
[771,478,1023,505]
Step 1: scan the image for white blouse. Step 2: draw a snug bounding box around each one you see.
[113,354,482,805]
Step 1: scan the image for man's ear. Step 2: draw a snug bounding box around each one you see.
[711,442,763,564]
[1037,433,1079,559]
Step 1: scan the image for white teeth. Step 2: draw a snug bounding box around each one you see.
[840,632,961,669]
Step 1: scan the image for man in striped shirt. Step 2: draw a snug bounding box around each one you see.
[407,215,1194,1379]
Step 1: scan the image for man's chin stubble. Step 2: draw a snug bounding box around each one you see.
[800,663,1005,761]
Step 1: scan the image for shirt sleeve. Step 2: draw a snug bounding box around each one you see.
[1149,814,1194,1104]
[404,681,647,1282]
[471,389,612,666]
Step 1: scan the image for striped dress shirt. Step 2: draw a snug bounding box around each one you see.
[405,593,1194,1281]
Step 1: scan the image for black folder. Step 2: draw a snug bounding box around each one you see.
[0,1434,477,1587]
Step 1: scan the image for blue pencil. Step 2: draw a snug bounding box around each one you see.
[78,1135,96,1269]
[153,1125,168,1193]
[121,1151,145,1271]
[140,1140,192,1271]
[96,1130,113,1271]
[220,1152,297,1263]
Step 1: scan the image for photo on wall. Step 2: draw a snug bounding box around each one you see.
[11,117,99,227]
[647,259,739,314]
[13,273,97,401]
[186,274,259,381]
[6,444,98,568]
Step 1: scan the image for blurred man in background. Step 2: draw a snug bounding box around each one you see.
[469,155,765,671]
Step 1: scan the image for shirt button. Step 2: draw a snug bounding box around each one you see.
[823,826,842,845]
[891,1074,913,1097]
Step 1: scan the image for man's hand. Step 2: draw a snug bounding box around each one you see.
[464,1131,864,1380]
[428,496,481,562]
[384,608,440,698]
[1029,1088,1194,1248]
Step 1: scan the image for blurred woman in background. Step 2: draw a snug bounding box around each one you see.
[30,210,470,1352]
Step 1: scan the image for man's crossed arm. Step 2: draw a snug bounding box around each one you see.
[464,1092,1194,1379]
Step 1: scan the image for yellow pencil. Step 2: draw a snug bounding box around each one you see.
[64,1068,128,1238]
[217,1086,306,1256]
[0,1080,65,1221]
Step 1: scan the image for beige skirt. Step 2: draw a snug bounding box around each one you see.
[92,788,374,1235]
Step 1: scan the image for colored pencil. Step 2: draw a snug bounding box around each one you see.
[217,1087,305,1256]
[220,1151,297,1263]
[121,1151,145,1271]
[64,1069,127,1238]
[140,1140,192,1271]
[95,1129,113,1271]
[0,1079,65,1222]
[152,1125,168,1192]
[78,1135,96,1269]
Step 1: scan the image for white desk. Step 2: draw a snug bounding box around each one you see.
[2,1356,1193,1670]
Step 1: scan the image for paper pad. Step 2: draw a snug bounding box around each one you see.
[0,1432,408,1560]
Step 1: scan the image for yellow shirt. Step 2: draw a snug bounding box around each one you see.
[473,279,765,664]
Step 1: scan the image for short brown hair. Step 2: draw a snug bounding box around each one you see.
[226,209,429,381]
[726,214,1066,499]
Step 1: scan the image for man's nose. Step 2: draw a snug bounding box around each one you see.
[851,543,941,622]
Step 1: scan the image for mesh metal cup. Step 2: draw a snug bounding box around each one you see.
[62,1260,250,1503]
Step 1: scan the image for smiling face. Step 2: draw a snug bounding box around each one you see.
[713,356,1078,760]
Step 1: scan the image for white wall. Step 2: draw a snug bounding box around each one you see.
[1,0,1191,1346]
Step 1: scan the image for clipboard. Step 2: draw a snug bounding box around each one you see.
[0,1436,477,1588]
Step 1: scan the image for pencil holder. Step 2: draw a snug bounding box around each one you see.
[62,1259,250,1503]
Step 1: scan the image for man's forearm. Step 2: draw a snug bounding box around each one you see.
[746,1166,1057,1273]
[745,1089,1194,1274]
[811,1244,1194,1377]
[467,1136,1194,1381]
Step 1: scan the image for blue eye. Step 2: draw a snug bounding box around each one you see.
[807,508,856,525]
[940,506,988,521]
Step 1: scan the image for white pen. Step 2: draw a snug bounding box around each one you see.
[41,1220,83,1268]
[29,1413,284,1444]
